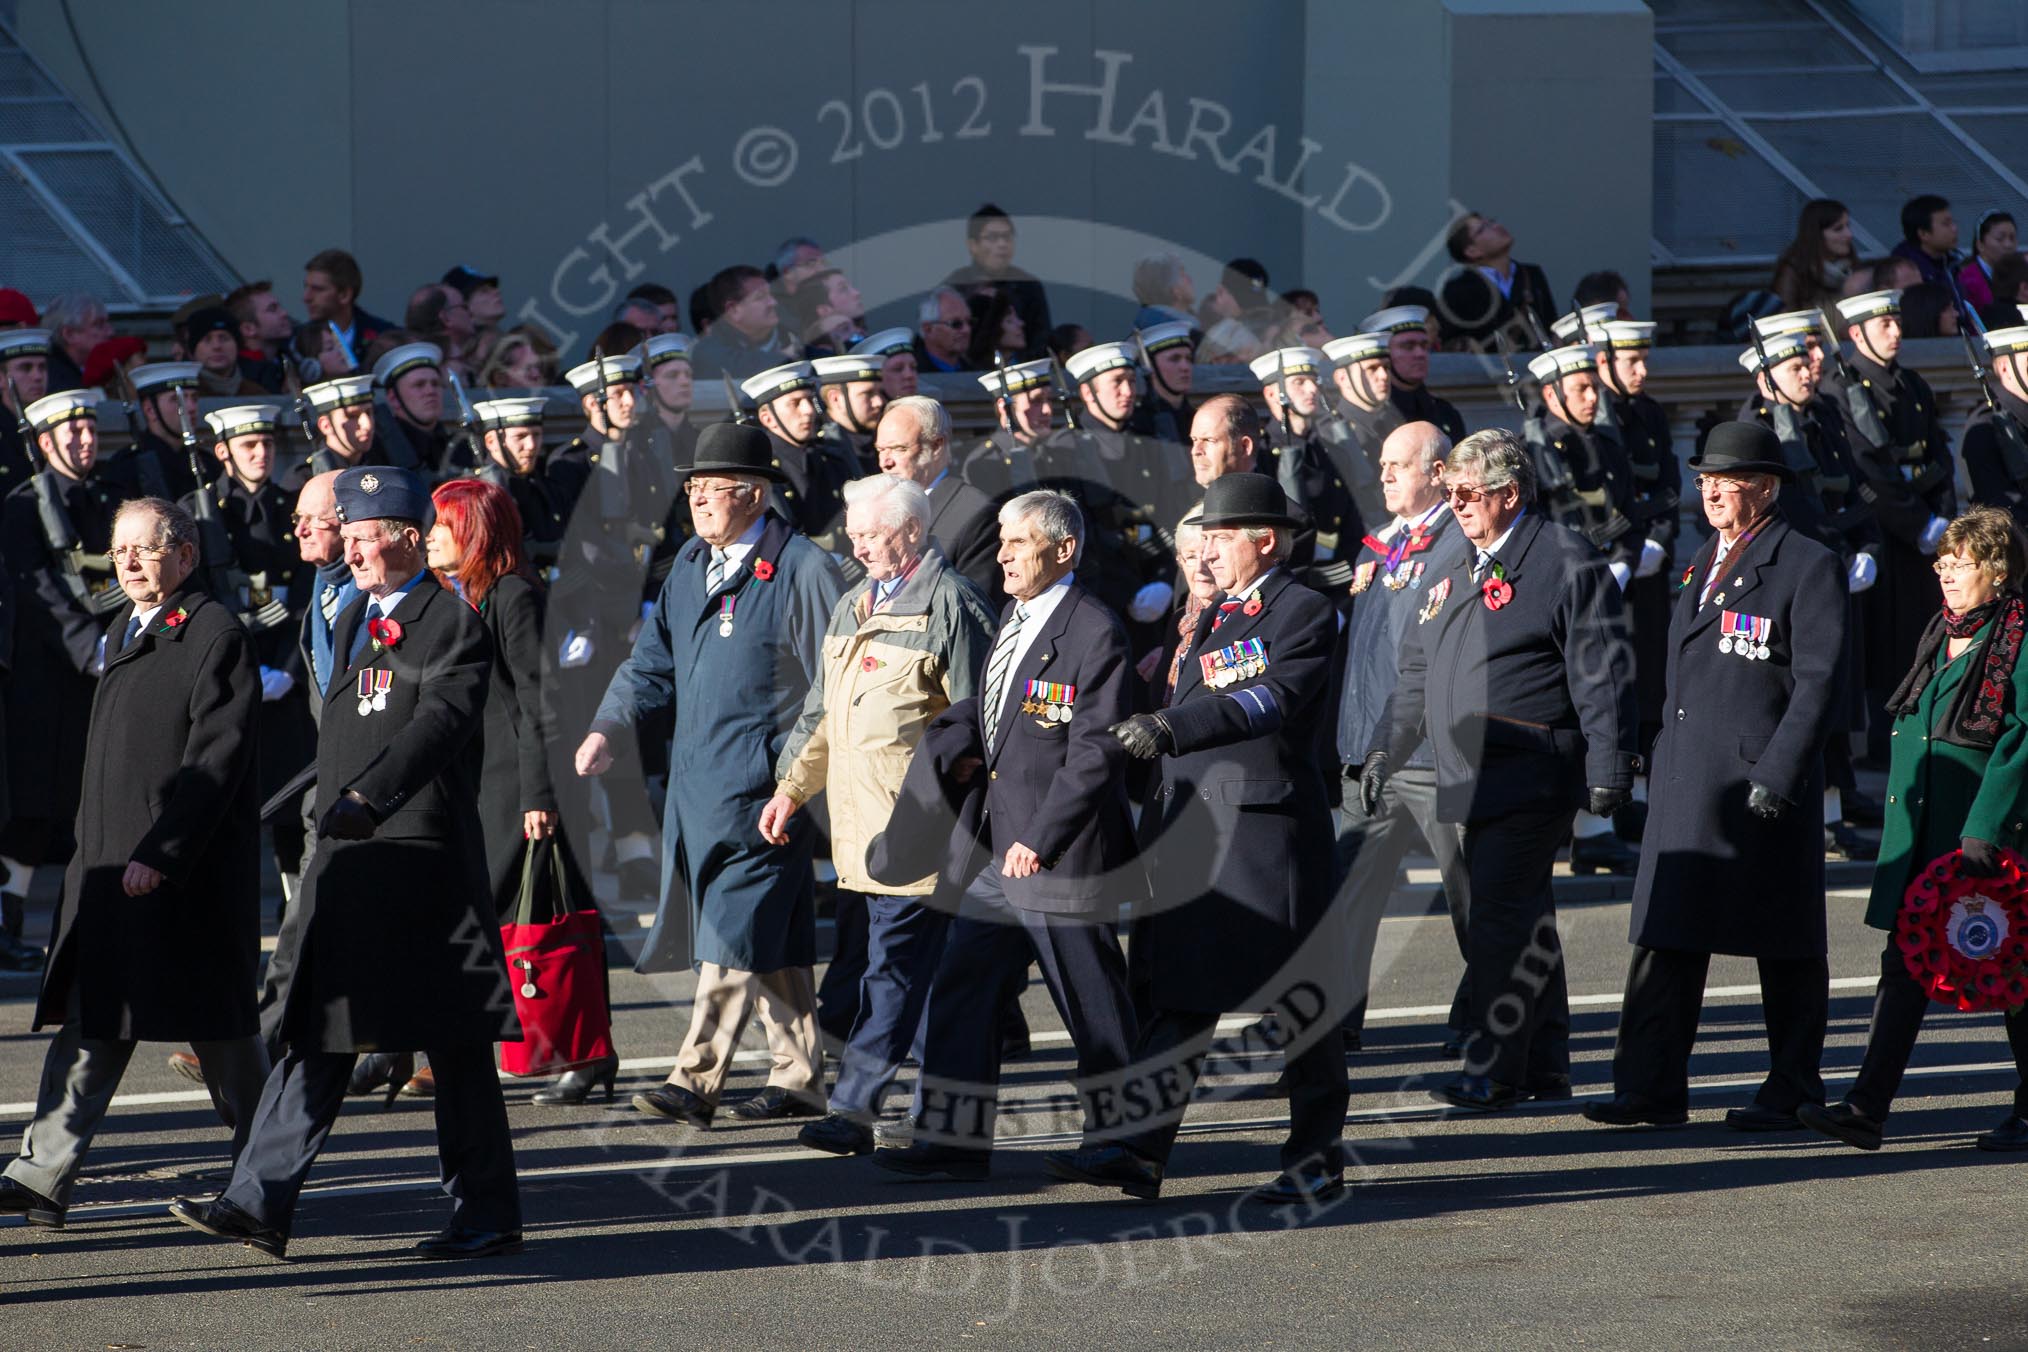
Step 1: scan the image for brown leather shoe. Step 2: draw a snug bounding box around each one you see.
[400,1066,437,1098]
[167,1050,206,1084]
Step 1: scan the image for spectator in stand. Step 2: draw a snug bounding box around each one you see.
[688,283,715,341]
[290,321,353,383]
[1284,289,1323,322]
[1891,194,1961,291]
[1437,211,1557,348]
[1573,270,1634,318]
[0,289,37,331]
[690,265,796,380]
[41,294,113,394]
[443,265,506,367]
[624,282,682,335]
[913,287,974,374]
[1958,211,2020,312]
[965,287,1027,370]
[1196,259,1271,365]
[480,332,550,391]
[301,248,394,372]
[1983,253,2028,334]
[1131,253,1197,331]
[1048,323,1093,366]
[942,204,1051,360]
[767,237,829,291]
[789,268,867,358]
[1771,199,1857,314]
[1871,255,1959,339]
[182,307,268,398]
[406,284,478,383]
[225,282,297,393]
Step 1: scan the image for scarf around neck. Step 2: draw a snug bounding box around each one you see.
[1888,594,2026,749]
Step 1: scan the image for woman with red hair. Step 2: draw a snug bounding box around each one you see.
[428,478,617,1104]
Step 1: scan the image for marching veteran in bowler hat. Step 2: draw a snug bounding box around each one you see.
[1588,421,1848,1131]
[168,464,523,1262]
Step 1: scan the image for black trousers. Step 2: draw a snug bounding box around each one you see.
[1849,937,2028,1122]
[1123,1008,1347,1176]
[1611,945,1828,1112]
[222,1041,519,1239]
[1459,804,1573,1087]
[912,864,1137,1160]
[816,889,871,1042]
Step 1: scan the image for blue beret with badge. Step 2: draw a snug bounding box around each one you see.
[333,464,434,528]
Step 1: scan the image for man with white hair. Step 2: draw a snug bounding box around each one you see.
[878,395,1000,598]
[41,293,113,394]
[913,287,974,374]
[763,474,996,1155]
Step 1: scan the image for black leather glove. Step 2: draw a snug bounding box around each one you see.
[1358,750,1390,818]
[1587,785,1632,817]
[1960,836,2005,878]
[319,791,380,841]
[1746,782,1789,821]
[1110,713,1173,760]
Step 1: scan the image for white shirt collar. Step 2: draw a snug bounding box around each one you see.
[1387,500,1448,541]
[712,515,769,567]
[1014,570,1075,623]
[132,603,164,631]
[367,571,424,620]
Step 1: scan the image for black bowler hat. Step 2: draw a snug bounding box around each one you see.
[1687,421,1794,482]
[685,421,788,483]
[1197,472,1301,529]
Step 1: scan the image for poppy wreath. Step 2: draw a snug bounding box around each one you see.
[1896,847,2028,1011]
[1481,560,1514,612]
[367,615,405,653]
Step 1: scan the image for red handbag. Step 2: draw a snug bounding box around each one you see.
[498,838,616,1076]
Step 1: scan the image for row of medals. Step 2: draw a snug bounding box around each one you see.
[1717,634,1772,661]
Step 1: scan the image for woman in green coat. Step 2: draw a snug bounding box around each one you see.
[1801,507,2028,1152]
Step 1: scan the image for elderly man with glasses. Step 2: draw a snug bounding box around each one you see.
[1365,428,1637,1113]
[1587,422,1848,1131]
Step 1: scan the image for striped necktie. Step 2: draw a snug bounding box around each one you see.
[981,602,1028,754]
[706,548,730,594]
[320,581,341,627]
[1210,597,1243,632]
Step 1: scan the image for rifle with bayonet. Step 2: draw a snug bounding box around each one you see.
[1945,272,2028,493]
[177,399,286,631]
[7,372,115,617]
[1498,330,1571,496]
[445,368,482,475]
[108,365,169,498]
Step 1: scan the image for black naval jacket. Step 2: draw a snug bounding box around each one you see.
[1382,511,1637,824]
[1534,410,1641,570]
[1389,383,1466,445]
[36,583,262,1041]
[1629,513,1846,959]
[1138,567,1338,1011]
[1963,386,2028,521]
[279,572,519,1053]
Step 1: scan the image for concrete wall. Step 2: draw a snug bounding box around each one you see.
[12,0,1653,346]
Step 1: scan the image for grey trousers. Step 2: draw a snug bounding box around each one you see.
[1339,764,1473,1036]
[5,1018,269,1208]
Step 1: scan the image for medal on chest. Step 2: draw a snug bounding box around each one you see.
[718,593,736,638]
[356,668,394,715]
[1717,610,1772,661]
[1200,637,1267,689]
[1020,679,1077,724]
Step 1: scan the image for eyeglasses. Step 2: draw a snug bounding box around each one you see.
[290,513,336,529]
[930,317,971,330]
[1934,558,1982,576]
[1695,475,1752,494]
[687,483,753,503]
[975,229,1015,245]
[1445,482,1493,504]
[106,545,169,564]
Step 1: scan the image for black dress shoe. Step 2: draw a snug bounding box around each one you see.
[729,1085,826,1121]
[166,1196,288,1260]
[531,1056,620,1106]
[1582,1096,1689,1127]
[1824,823,1879,862]
[1248,1168,1346,1206]
[0,1175,64,1228]
[632,1083,714,1127]
[799,1112,875,1156]
[1524,1074,1574,1102]
[871,1143,990,1182]
[1568,832,1639,877]
[1840,789,1884,827]
[415,1226,524,1259]
[1797,1100,1882,1151]
[347,1051,415,1108]
[1042,1143,1163,1199]
[1725,1101,1804,1132]
[616,856,658,903]
[0,931,43,973]
[1429,1075,1524,1112]
[1976,1115,2028,1152]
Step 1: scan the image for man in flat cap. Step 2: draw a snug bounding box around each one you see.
[1586,422,1846,1132]
[577,422,844,1127]
[169,464,522,1261]
[0,389,142,967]
[0,496,268,1230]
[1050,472,1348,1205]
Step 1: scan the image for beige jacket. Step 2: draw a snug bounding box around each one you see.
[775,547,996,893]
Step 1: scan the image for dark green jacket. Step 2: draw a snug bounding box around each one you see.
[1867,618,2028,929]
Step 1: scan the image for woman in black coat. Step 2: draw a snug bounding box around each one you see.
[428,478,614,1105]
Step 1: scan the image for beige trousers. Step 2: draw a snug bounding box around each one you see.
[667,962,824,1107]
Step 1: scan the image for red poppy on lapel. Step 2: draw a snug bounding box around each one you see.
[752,559,776,581]
[368,615,404,652]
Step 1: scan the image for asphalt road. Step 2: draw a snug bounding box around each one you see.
[4,860,2027,1350]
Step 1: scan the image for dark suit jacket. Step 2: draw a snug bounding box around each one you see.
[1138,568,1338,1011]
[979,581,1142,913]
[926,469,1003,601]
[1383,511,1637,823]
[280,571,518,1053]
[1630,514,1845,959]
